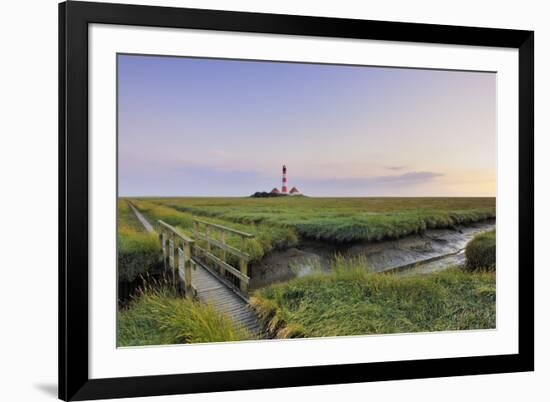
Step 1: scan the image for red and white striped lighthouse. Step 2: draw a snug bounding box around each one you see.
[281,165,288,193]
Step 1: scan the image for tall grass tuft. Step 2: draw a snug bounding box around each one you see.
[118,283,255,346]
[465,229,496,271]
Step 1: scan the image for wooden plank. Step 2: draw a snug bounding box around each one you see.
[202,289,227,298]
[192,272,219,284]
[198,285,225,293]
[209,296,243,306]
[238,314,259,323]
[238,318,260,328]
[193,280,219,289]
[227,310,257,320]
[193,218,254,238]
[202,289,238,298]
[217,303,247,313]
[205,297,243,314]
[224,310,253,320]
[194,232,250,261]
[193,279,216,287]
[228,305,255,315]
[214,304,246,313]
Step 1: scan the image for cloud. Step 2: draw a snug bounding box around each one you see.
[297,171,443,188]
[374,171,444,183]
[290,171,445,195]
[385,165,406,171]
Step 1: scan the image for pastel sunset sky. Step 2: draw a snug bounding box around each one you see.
[118,54,496,197]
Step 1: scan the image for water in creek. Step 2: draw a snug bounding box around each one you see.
[248,220,495,290]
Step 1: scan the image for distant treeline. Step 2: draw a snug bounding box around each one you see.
[250,192,288,198]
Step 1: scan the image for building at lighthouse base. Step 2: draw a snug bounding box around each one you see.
[289,186,301,195]
[250,165,305,197]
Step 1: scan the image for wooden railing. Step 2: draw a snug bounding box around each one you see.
[192,218,254,293]
[158,220,197,298]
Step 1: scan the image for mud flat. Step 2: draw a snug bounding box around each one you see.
[249,220,495,290]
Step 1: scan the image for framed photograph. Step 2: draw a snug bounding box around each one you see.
[59,1,534,400]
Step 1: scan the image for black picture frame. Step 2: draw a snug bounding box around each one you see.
[59,1,534,400]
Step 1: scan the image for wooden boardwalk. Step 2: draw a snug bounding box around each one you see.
[191,261,262,335]
[128,201,262,336]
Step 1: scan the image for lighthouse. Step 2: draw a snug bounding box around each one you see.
[281,165,288,193]
[262,164,302,197]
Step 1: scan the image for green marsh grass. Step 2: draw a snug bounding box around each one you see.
[128,196,495,245]
[251,256,496,338]
[117,283,255,346]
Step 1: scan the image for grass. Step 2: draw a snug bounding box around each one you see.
[128,198,298,263]
[117,200,160,282]
[126,197,495,251]
[250,256,496,338]
[117,284,255,346]
[465,229,496,271]
[117,197,496,344]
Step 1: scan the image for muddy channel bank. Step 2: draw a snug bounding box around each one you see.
[248,220,495,290]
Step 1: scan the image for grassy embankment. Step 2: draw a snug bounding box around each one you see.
[118,284,255,346]
[251,256,496,338]
[127,197,495,260]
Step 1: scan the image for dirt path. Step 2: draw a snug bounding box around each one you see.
[127,201,154,233]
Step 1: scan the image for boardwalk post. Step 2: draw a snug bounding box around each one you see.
[169,234,176,285]
[205,225,211,253]
[184,239,193,264]
[177,245,193,298]
[239,258,248,293]
[158,220,196,298]
[185,261,193,298]
[219,230,226,277]
[160,232,167,272]
[193,221,198,241]
[184,240,193,296]
[239,236,247,292]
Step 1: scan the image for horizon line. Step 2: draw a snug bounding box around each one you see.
[118,195,497,198]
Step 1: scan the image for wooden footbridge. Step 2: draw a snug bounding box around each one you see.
[128,202,262,335]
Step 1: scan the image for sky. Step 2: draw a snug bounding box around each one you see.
[118,54,496,197]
